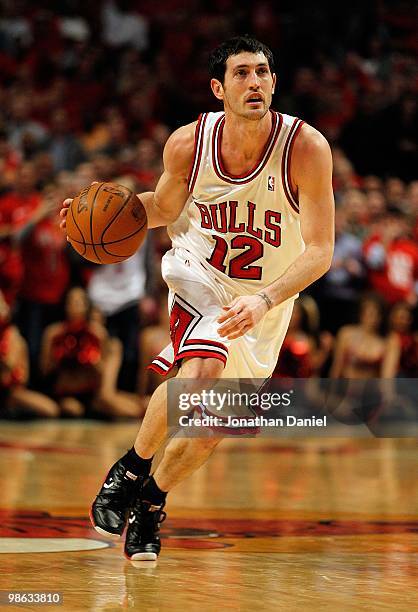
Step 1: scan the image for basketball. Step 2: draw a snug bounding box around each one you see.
[66,182,147,264]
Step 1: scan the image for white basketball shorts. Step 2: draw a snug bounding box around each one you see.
[149,247,294,379]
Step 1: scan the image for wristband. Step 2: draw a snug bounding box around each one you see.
[257,292,273,310]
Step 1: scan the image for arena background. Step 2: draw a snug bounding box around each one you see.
[0,0,417,413]
[0,2,417,611]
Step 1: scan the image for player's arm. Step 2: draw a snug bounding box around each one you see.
[135,122,196,228]
[265,125,334,302]
[59,122,196,231]
[218,125,335,339]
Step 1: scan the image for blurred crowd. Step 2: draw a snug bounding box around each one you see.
[0,0,416,419]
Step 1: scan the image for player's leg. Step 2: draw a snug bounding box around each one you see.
[125,356,225,560]
[89,381,165,538]
[90,355,224,540]
[91,248,230,541]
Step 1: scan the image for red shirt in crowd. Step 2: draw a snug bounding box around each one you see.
[21,217,70,304]
[273,335,313,378]
[0,191,40,306]
[363,235,418,304]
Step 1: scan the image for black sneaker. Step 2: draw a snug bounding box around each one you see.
[124,500,167,561]
[90,458,143,539]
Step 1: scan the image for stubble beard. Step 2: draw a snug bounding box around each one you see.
[242,107,270,121]
[231,103,270,122]
[223,90,271,122]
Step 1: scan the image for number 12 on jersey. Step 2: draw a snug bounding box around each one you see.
[207,235,265,280]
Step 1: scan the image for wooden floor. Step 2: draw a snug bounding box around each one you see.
[0,420,417,611]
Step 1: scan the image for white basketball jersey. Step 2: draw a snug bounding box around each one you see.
[168,110,305,300]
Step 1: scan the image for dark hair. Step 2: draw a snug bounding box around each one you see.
[208,35,275,83]
[357,292,387,335]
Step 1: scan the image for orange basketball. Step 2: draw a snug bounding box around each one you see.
[66,182,147,264]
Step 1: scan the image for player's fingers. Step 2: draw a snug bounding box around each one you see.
[217,311,232,323]
[218,311,243,329]
[226,324,251,340]
[63,198,72,207]
[59,207,69,218]
[223,297,241,311]
[218,314,247,336]
[217,304,242,323]
[226,331,244,340]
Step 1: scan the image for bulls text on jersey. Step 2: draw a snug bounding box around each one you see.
[195,200,281,248]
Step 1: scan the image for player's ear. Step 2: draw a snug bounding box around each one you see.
[211,78,224,101]
[272,73,277,95]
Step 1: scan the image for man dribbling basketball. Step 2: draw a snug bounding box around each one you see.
[61,36,335,561]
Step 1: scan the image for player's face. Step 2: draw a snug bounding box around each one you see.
[211,52,276,121]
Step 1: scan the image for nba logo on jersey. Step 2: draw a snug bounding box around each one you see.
[268,176,275,191]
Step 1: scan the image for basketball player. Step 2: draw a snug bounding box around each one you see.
[61,36,335,561]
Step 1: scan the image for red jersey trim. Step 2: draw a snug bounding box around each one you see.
[184,338,228,352]
[281,117,305,214]
[212,111,282,184]
[148,345,228,376]
[187,113,208,193]
[148,292,229,376]
[177,348,227,364]
[148,360,172,375]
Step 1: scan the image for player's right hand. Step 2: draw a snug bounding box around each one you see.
[60,182,99,231]
[59,198,72,231]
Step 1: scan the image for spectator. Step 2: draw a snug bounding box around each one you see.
[127,139,162,191]
[6,93,49,155]
[87,240,157,392]
[382,302,418,377]
[274,298,333,378]
[40,286,143,418]
[338,189,370,239]
[385,177,406,210]
[0,162,41,307]
[101,1,149,51]
[363,209,418,306]
[318,208,365,333]
[363,175,384,192]
[47,108,86,172]
[0,289,59,418]
[330,294,395,379]
[15,185,70,383]
[0,127,21,192]
[366,189,387,222]
[33,152,56,189]
[97,114,130,160]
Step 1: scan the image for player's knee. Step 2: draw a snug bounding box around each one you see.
[193,436,223,451]
[164,436,221,462]
[179,357,224,380]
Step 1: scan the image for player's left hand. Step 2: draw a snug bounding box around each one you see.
[217,295,269,340]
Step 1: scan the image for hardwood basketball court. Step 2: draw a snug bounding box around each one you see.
[0,420,417,611]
